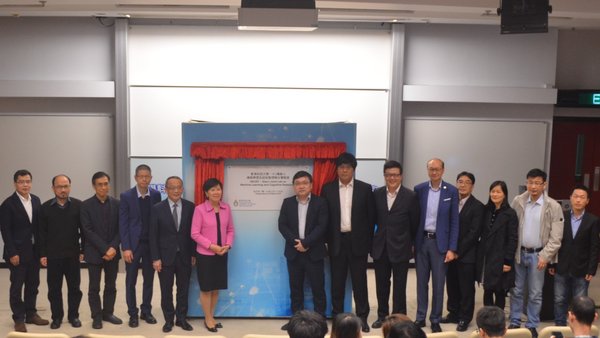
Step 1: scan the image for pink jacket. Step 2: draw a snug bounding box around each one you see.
[191,200,235,256]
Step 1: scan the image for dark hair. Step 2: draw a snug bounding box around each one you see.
[52,174,71,186]
[526,168,547,182]
[331,313,361,338]
[456,171,475,184]
[427,158,445,169]
[293,170,313,183]
[203,178,223,193]
[383,160,403,174]
[91,171,110,185]
[486,180,509,210]
[572,184,590,199]
[476,306,506,337]
[382,313,412,338]
[388,321,427,338]
[135,164,152,176]
[165,176,183,186]
[287,310,328,338]
[13,169,32,183]
[335,152,357,170]
[570,296,597,326]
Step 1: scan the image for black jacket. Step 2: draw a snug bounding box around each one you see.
[0,192,42,263]
[456,195,485,264]
[81,195,121,265]
[149,198,195,266]
[555,210,599,278]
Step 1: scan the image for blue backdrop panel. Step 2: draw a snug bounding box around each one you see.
[182,123,356,318]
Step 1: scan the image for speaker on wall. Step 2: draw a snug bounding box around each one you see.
[498,0,552,34]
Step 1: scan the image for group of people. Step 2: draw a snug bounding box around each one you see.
[0,166,234,333]
[277,153,599,338]
[1,152,598,337]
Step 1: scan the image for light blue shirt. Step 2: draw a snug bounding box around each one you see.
[522,195,543,248]
[571,210,585,239]
[424,182,441,232]
[297,195,311,240]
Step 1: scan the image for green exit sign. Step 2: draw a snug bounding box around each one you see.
[557,90,600,108]
[579,93,600,105]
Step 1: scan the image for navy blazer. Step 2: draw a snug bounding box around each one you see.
[278,194,328,261]
[119,187,162,252]
[0,192,42,263]
[414,180,460,254]
[149,198,195,266]
[81,195,121,265]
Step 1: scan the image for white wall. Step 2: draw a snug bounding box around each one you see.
[556,30,600,89]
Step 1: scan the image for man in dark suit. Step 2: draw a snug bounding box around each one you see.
[549,185,599,327]
[413,158,459,333]
[119,164,162,327]
[81,171,122,329]
[371,160,419,329]
[321,152,375,332]
[0,169,49,332]
[278,170,328,330]
[442,171,484,331]
[150,176,195,333]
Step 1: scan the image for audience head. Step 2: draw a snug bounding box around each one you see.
[388,321,426,338]
[569,296,598,327]
[287,310,328,338]
[331,313,361,338]
[476,306,506,338]
[381,313,412,338]
[487,180,509,210]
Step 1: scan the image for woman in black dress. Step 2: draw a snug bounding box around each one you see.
[476,180,519,309]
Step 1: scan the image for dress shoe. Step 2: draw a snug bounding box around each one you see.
[204,320,218,332]
[215,322,223,328]
[50,320,61,329]
[457,320,469,332]
[431,323,443,333]
[102,314,123,325]
[414,320,426,328]
[281,322,290,331]
[26,314,49,325]
[92,318,103,329]
[372,318,385,329]
[140,312,157,324]
[528,327,539,338]
[177,319,193,331]
[361,318,370,333]
[14,322,27,332]
[508,324,521,329]
[129,316,139,328]
[162,321,174,332]
[441,315,459,324]
[69,318,82,328]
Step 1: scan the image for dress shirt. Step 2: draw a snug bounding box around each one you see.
[424,182,441,232]
[168,198,182,230]
[339,179,353,232]
[136,186,151,199]
[386,185,400,211]
[570,210,585,239]
[17,192,33,223]
[522,195,543,248]
[296,195,311,240]
[459,195,469,213]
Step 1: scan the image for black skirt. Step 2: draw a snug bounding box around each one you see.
[196,252,228,292]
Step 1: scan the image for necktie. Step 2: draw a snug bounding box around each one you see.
[172,203,179,231]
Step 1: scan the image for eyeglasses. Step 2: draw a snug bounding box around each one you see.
[457,180,473,186]
[16,180,32,185]
[526,181,545,186]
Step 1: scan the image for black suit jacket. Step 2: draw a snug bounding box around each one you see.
[278,194,328,261]
[556,210,600,277]
[149,198,195,266]
[81,195,121,265]
[321,179,375,257]
[456,195,485,264]
[0,192,42,263]
[371,185,420,263]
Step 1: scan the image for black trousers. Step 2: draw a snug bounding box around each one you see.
[287,253,326,317]
[373,252,409,318]
[483,289,506,310]
[158,252,191,323]
[445,260,476,323]
[8,259,40,323]
[47,256,82,321]
[330,233,369,319]
[125,242,155,317]
[87,259,119,320]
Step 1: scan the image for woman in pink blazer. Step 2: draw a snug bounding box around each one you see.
[191,178,235,332]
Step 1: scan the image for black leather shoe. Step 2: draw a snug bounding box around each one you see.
[204,320,218,332]
[372,318,385,329]
[140,313,157,324]
[414,320,426,328]
[50,320,61,329]
[162,321,174,333]
[102,314,123,325]
[457,320,469,332]
[129,316,139,328]
[177,319,193,331]
[281,322,290,331]
[508,324,521,329]
[361,318,370,333]
[92,318,103,329]
[528,328,539,338]
[215,322,223,328]
[69,318,82,328]
[431,323,443,333]
[441,315,459,324]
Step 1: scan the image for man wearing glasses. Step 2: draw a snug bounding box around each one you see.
[509,168,563,338]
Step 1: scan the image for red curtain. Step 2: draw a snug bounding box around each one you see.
[191,142,346,204]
